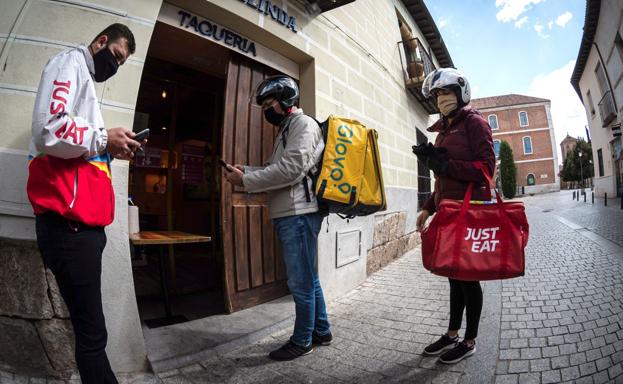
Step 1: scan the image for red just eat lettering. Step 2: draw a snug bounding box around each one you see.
[55,120,88,145]
[50,80,71,115]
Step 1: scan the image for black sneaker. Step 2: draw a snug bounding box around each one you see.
[312,331,333,346]
[268,340,313,361]
[423,334,458,355]
[439,340,476,364]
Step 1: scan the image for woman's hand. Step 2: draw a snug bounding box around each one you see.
[416,209,430,232]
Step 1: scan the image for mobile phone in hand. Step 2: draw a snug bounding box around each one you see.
[134,128,150,142]
[218,158,232,172]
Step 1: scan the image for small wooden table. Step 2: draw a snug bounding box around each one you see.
[130,231,211,328]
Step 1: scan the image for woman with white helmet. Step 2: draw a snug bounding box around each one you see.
[413,68,496,364]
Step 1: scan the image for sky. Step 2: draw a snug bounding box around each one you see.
[424,0,589,164]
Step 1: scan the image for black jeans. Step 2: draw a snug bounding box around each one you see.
[448,278,483,340]
[36,213,117,384]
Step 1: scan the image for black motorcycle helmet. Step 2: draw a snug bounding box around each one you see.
[254,75,299,111]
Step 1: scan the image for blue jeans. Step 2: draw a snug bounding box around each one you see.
[273,212,331,346]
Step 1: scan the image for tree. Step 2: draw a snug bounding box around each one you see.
[561,150,577,186]
[561,139,593,188]
[499,140,517,198]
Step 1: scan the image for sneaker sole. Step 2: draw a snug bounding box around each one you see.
[422,343,456,356]
[312,340,333,346]
[439,347,476,364]
[268,347,314,361]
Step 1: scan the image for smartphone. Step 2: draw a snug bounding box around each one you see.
[218,158,232,172]
[134,128,150,142]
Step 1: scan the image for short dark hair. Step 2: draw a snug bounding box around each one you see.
[92,23,136,54]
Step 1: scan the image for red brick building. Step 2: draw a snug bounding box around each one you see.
[471,94,560,194]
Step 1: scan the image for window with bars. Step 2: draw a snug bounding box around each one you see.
[523,136,533,154]
[416,129,431,211]
[488,114,499,130]
[586,90,595,116]
[493,140,501,157]
[519,111,529,127]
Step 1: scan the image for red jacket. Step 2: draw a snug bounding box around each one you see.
[422,106,496,214]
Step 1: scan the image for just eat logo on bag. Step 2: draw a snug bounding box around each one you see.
[464,227,500,253]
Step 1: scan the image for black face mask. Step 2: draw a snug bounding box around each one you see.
[92,46,119,82]
[263,106,286,126]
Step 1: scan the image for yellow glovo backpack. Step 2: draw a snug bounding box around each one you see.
[312,116,387,218]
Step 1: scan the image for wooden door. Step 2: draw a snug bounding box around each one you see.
[221,53,289,313]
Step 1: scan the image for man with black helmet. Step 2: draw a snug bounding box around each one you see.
[224,75,332,361]
[412,68,495,364]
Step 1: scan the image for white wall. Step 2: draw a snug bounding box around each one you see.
[579,50,616,196]
[0,0,163,372]
[577,0,623,197]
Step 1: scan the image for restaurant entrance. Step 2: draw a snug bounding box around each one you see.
[129,21,290,328]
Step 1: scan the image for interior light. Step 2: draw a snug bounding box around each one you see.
[161,90,167,99]
[162,126,167,131]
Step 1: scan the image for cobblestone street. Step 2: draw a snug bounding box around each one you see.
[2,190,623,384]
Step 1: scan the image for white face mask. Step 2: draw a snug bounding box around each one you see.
[437,93,458,116]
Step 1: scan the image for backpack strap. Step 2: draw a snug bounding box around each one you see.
[281,125,290,148]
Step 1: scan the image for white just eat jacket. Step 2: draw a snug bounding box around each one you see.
[27,45,115,226]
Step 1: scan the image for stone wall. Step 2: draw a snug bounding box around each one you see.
[0,238,75,378]
[366,212,421,276]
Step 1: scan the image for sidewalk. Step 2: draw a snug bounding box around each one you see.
[2,191,623,383]
[526,189,623,247]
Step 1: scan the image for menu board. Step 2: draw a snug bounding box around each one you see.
[181,144,204,185]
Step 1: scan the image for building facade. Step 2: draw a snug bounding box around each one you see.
[571,0,623,198]
[0,0,450,377]
[471,94,560,194]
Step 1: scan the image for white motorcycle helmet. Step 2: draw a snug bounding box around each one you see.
[421,68,471,107]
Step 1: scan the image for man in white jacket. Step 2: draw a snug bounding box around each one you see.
[225,76,332,361]
[27,24,140,383]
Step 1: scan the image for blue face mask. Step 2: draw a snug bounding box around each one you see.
[263,106,285,126]
[93,46,119,82]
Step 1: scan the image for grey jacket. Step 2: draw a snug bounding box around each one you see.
[243,109,324,219]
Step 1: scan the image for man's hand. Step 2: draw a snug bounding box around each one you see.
[225,165,245,187]
[416,209,430,232]
[106,127,141,160]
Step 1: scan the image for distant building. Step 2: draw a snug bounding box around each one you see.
[570,0,623,197]
[561,134,578,163]
[471,94,560,194]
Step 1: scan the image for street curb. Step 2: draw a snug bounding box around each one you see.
[552,214,623,254]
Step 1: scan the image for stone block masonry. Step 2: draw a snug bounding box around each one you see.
[0,238,76,378]
[366,212,421,275]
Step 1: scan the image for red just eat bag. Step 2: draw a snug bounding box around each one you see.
[421,167,529,281]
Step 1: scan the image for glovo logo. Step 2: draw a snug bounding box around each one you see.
[329,124,354,195]
[465,227,500,253]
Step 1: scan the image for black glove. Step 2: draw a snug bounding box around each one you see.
[412,142,435,158]
[411,143,449,175]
